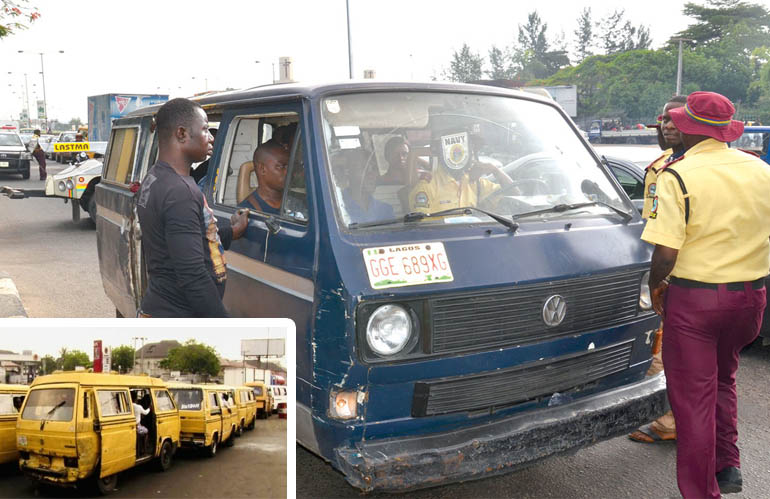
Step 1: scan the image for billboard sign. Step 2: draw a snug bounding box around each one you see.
[103,346,112,373]
[93,340,103,372]
[241,339,285,357]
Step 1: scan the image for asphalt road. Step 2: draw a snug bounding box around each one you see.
[0,416,286,498]
[297,341,770,499]
[0,160,114,317]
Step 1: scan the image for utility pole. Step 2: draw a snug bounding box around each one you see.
[346,0,353,79]
[671,38,694,96]
[132,337,147,374]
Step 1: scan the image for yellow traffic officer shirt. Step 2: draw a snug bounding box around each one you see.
[641,138,770,283]
[642,149,672,219]
[409,166,499,213]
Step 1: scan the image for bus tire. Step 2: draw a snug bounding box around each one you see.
[236,420,244,437]
[225,427,236,447]
[92,473,118,495]
[206,435,218,458]
[155,440,174,472]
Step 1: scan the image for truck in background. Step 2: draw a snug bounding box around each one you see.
[588,119,657,144]
[87,93,169,142]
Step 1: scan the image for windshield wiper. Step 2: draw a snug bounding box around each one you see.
[513,201,633,222]
[40,400,66,430]
[349,206,518,232]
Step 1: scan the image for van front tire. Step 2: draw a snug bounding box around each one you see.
[155,440,174,471]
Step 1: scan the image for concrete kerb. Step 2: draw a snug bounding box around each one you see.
[0,272,27,318]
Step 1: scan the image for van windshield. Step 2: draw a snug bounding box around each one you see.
[321,92,629,229]
[169,388,203,411]
[21,388,75,422]
[0,134,22,147]
[251,387,263,396]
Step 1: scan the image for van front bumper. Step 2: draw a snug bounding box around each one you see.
[335,373,666,492]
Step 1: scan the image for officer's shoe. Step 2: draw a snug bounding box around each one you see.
[716,466,742,494]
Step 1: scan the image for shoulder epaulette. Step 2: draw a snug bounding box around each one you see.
[658,156,690,224]
[657,154,685,172]
[738,148,761,158]
[644,152,668,172]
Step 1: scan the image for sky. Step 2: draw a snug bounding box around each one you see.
[0,318,291,361]
[0,0,702,124]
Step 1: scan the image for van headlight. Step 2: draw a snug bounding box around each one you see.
[21,152,32,160]
[65,179,74,190]
[639,271,652,310]
[366,304,412,356]
[57,181,66,192]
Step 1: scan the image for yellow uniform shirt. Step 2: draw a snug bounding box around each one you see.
[641,138,770,282]
[409,167,499,213]
[642,149,672,219]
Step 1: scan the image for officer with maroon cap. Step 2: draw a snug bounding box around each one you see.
[641,91,770,498]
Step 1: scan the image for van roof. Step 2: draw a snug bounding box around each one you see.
[166,382,227,390]
[30,372,169,388]
[121,80,550,119]
[0,384,28,392]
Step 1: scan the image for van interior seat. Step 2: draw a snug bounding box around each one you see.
[372,185,407,218]
[237,160,257,203]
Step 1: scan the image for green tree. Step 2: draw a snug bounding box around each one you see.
[486,45,513,79]
[0,0,39,38]
[111,345,135,374]
[673,0,770,48]
[159,340,220,379]
[513,11,570,80]
[59,350,91,371]
[573,7,595,63]
[40,355,56,375]
[443,44,484,82]
[600,9,652,55]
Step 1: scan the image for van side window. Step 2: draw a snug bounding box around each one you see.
[154,390,175,411]
[208,392,219,409]
[104,127,138,184]
[282,130,308,223]
[83,392,89,419]
[97,390,131,416]
[219,114,304,221]
[0,394,18,415]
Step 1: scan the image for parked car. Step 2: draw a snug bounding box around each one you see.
[0,131,32,179]
[730,125,769,164]
[95,81,666,492]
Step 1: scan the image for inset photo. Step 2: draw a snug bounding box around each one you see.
[0,319,290,498]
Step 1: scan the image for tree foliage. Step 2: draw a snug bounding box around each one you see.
[111,345,135,374]
[159,340,220,378]
[40,355,56,375]
[58,350,92,371]
[599,9,652,55]
[0,0,39,38]
[573,7,594,63]
[444,44,484,82]
[486,46,512,80]
[673,0,770,47]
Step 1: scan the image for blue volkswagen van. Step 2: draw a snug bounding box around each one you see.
[94,81,666,491]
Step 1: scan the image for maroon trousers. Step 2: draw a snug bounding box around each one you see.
[32,148,47,180]
[663,281,764,499]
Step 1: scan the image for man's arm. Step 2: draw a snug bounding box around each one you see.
[165,189,228,318]
[649,244,679,316]
[471,161,513,187]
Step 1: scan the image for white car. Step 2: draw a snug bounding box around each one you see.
[269,385,287,413]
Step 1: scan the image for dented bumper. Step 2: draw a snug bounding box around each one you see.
[335,373,666,492]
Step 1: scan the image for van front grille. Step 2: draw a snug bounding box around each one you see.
[412,340,634,416]
[430,269,644,354]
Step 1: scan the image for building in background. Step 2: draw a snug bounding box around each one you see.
[0,350,40,384]
[134,340,181,377]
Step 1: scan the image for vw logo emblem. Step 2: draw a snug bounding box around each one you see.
[542,295,567,327]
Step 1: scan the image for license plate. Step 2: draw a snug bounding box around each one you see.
[0,161,8,167]
[363,242,454,289]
